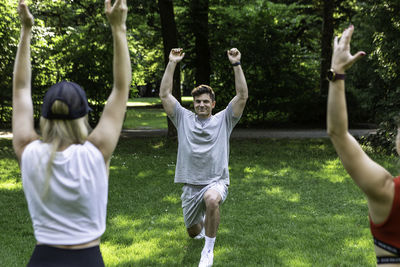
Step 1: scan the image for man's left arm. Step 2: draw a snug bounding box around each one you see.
[227,48,248,117]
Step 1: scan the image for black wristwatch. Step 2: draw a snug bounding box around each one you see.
[326,69,346,82]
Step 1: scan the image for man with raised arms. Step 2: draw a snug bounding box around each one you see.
[159,48,248,267]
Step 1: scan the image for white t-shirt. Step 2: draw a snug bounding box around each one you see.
[169,102,240,185]
[21,140,108,245]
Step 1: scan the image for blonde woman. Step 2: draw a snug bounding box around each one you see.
[12,0,131,266]
[327,25,400,266]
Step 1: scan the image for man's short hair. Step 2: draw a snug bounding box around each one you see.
[191,85,215,102]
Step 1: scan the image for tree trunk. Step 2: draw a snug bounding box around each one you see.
[190,0,210,86]
[320,0,335,97]
[158,0,181,138]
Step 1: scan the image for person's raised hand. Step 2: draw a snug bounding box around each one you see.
[331,25,365,73]
[169,48,185,63]
[18,0,34,29]
[105,0,127,28]
[227,48,241,65]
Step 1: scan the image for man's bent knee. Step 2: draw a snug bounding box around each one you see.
[204,189,222,210]
[187,223,202,238]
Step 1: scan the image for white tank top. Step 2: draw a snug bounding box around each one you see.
[21,140,108,245]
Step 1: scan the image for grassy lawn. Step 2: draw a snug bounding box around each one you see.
[124,97,192,130]
[124,109,167,129]
[127,96,193,107]
[0,138,395,266]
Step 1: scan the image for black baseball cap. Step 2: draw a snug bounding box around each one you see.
[41,81,92,120]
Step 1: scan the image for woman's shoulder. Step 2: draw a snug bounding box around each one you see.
[22,139,45,154]
[81,141,105,159]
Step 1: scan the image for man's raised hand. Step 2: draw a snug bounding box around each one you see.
[169,48,185,63]
[227,48,241,65]
[18,0,34,29]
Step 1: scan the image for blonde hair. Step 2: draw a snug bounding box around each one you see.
[39,100,91,198]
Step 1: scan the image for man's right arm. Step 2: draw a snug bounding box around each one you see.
[159,48,185,116]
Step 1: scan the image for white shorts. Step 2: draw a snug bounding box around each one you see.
[181,180,228,228]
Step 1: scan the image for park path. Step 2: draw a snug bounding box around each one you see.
[0,128,375,139]
[119,128,376,139]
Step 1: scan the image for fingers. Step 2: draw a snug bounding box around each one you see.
[105,0,126,13]
[228,48,239,57]
[344,25,354,44]
[169,48,185,63]
[113,0,123,8]
[171,48,184,56]
[339,25,354,47]
[105,0,128,26]
[18,0,27,13]
[350,51,366,65]
[104,0,111,15]
[333,36,338,49]
[18,0,34,27]
[332,25,365,71]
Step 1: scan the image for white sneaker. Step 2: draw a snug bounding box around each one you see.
[194,226,205,239]
[198,250,213,267]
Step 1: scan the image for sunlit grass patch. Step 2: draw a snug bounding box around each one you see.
[123,109,167,129]
[0,180,22,190]
[127,96,192,107]
[0,142,21,190]
[127,97,162,107]
[162,194,180,204]
[318,158,348,183]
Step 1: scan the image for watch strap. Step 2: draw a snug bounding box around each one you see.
[327,69,346,81]
[334,73,346,80]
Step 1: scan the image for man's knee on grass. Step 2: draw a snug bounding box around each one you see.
[187,223,203,238]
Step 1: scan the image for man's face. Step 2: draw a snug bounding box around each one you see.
[193,93,215,119]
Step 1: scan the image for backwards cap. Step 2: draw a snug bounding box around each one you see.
[41,81,92,120]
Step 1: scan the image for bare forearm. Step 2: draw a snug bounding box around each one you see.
[13,27,32,91]
[111,25,131,92]
[233,65,248,100]
[159,61,177,98]
[327,80,348,137]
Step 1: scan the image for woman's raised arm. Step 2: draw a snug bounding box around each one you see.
[12,0,39,161]
[88,0,131,165]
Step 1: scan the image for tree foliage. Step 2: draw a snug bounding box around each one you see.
[0,0,19,128]
[1,0,399,132]
[352,1,400,153]
[207,1,321,126]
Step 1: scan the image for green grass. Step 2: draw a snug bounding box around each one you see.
[124,97,193,129]
[0,138,397,266]
[127,97,193,107]
[124,109,167,129]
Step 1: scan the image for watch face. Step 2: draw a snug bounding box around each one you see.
[327,70,335,81]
